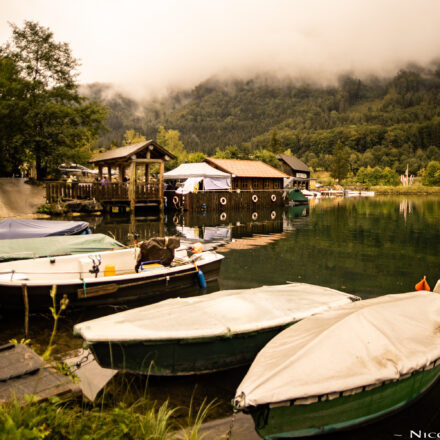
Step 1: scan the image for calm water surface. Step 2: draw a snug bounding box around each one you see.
[91,195,440,297]
[1,195,440,438]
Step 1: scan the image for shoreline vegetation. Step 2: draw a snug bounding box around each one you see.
[371,185,440,195]
[0,286,215,440]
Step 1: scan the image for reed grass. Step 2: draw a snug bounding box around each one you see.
[372,185,440,195]
[0,394,177,440]
[0,287,216,439]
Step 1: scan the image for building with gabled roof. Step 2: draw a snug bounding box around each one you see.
[204,158,288,190]
[277,154,312,189]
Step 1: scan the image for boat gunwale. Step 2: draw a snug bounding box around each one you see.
[239,357,440,413]
[246,361,440,438]
[79,322,294,345]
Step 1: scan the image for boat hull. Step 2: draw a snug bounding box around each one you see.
[288,189,308,204]
[0,257,222,312]
[88,324,290,375]
[248,363,440,438]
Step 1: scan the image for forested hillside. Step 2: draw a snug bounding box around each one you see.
[83,64,440,176]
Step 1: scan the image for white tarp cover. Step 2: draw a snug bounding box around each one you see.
[164,163,231,179]
[175,177,202,194]
[74,283,357,342]
[165,162,231,193]
[203,177,231,190]
[235,291,440,409]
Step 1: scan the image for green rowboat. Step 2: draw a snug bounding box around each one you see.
[289,189,308,203]
[73,283,359,375]
[235,291,440,438]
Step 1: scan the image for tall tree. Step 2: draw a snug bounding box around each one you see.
[0,56,28,175]
[330,143,350,182]
[0,21,107,179]
[122,129,146,145]
[156,125,188,170]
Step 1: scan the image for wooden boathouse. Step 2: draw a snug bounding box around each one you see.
[46,141,175,211]
[167,158,289,212]
[276,154,312,190]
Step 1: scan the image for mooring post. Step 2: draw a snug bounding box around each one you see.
[21,284,29,339]
[129,161,136,216]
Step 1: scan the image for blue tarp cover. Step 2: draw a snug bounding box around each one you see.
[0,219,89,240]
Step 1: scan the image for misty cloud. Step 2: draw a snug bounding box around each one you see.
[1,0,440,96]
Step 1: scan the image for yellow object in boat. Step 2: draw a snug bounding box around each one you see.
[104,265,116,277]
[141,263,163,271]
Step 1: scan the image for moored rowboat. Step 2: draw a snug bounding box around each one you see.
[0,219,91,239]
[0,246,223,312]
[234,291,440,438]
[73,283,359,375]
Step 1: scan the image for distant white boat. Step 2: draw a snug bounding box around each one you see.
[345,190,375,197]
[301,189,321,199]
[320,189,344,197]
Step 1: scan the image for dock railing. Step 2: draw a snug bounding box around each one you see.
[46,181,160,204]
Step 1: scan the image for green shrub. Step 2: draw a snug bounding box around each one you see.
[422,161,440,186]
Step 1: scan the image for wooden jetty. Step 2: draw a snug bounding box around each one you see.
[46,140,175,213]
[46,181,160,207]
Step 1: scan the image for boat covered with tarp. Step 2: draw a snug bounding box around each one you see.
[0,234,124,262]
[0,219,90,240]
[73,283,359,375]
[234,291,440,438]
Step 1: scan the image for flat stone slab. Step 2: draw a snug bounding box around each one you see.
[0,343,78,404]
[0,343,43,381]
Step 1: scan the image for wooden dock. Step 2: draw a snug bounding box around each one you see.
[166,189,287,212]
[46,182,160,206]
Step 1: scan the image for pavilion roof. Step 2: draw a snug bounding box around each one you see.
[90,140,175,164]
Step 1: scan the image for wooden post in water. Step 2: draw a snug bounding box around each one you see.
[159,161,165,221]
[129,161,137,239]
[21,284,29,339]
[129,161,136,215]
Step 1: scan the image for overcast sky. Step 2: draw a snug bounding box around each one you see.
[1,0,440,97]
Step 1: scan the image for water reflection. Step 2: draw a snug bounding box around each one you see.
[82,196,440,301]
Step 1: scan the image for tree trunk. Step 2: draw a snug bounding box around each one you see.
[35,150,47,181]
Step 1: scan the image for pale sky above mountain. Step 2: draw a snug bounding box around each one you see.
[1,0,440,97]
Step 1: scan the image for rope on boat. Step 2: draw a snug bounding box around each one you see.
[225,409,237,440]
[0,264,204,276]
[81,278,87,298]
[71,350,93,371]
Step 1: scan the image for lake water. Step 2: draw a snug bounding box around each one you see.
[92,195,440,296]
[1,195,440,438]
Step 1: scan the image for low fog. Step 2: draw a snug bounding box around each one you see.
[1,0,440,97]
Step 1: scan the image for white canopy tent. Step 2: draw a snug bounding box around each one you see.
[164,162,231,193]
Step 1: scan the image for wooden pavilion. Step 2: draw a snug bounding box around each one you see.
[46,141,175,212]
